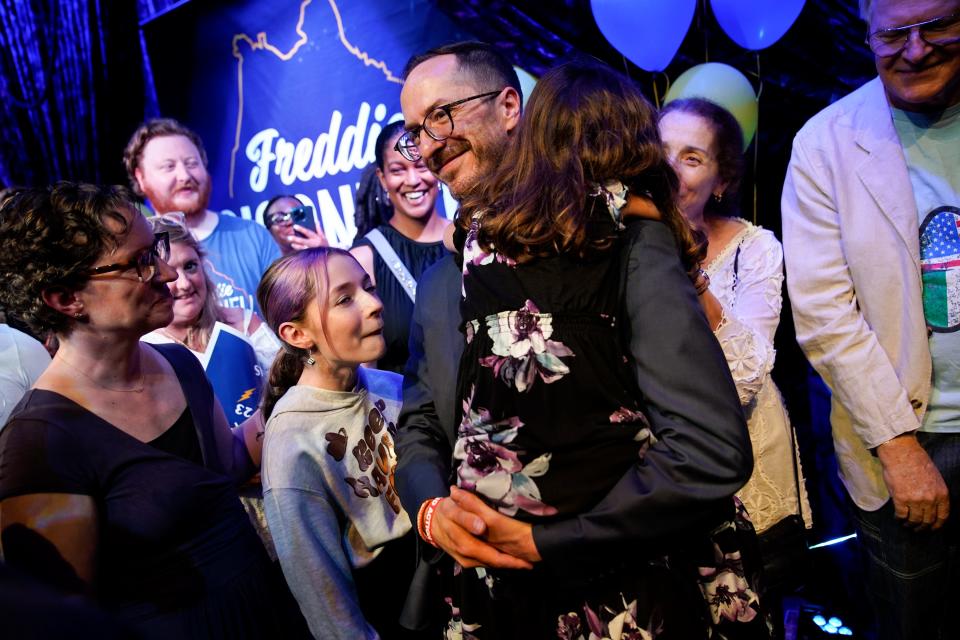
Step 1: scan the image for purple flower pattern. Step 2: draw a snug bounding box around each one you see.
[464,214,517,269]
[556,597,661,640]
[480,299,574,393]
[455,386,558,517]
[444,598,482,640]
[697,523,760,625]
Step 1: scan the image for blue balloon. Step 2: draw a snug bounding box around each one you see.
[591,0,696,72]
[710,0,806,50]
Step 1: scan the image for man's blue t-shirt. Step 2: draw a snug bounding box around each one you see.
[202,214,281,315]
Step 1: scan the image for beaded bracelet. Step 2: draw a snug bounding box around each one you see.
[416,499,430,540]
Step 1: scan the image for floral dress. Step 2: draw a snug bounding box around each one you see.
[447,215,770,640]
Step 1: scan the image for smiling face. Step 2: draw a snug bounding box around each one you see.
[165,241,208,327]
[400,54,518,198]
[81,210,177,336]
[871,0,960,111]
[659,110,727,223]
[265,196,302,254]
[378,132,440,222]
[134,134,212,217]
[295,253,385,368]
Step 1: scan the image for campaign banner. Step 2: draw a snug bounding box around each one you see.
[203,323,266,426]
[144,0,470,247]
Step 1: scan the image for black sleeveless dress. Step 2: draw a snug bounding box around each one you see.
[0,343,308,639]
[354,224,448,373]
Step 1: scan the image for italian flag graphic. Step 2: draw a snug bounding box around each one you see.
[920,207,960,333]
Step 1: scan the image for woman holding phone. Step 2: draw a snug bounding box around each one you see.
[263,195,328,255]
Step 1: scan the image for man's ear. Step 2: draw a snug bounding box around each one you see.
[499,87,522,135]
[41,286,84,319]
[278,320,314,353]
[133,167,147,194]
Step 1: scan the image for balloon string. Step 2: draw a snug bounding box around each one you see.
[752,52,762,225]
[701,0,710,61]
[652,75,661,109]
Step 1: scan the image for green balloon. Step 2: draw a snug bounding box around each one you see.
[664,62,758,149]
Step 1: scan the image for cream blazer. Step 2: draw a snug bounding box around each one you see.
[782,77,931,512]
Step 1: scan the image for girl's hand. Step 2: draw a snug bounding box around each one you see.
[620,193,662,221]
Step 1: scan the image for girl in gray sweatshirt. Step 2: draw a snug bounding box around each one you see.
[256,248,413,639]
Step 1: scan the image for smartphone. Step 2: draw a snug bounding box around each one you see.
[289,205,320,236]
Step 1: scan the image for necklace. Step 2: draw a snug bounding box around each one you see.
[158,327,203,352]
[57,351,146,393]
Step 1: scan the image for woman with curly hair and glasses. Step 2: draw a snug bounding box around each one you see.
[0,183,307,639]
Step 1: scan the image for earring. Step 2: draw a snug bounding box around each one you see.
[305,356,316,366]
[713,192,724,203]
[74,311,86,320]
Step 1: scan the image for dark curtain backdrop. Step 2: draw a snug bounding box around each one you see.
[0,0,147,188]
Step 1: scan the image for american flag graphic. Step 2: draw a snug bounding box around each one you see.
[921,209,960,272]
[921,207,960,332]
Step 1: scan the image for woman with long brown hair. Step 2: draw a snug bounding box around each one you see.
[425,60,768,639]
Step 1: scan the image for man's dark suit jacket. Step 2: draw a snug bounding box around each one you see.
[395,220,751,580]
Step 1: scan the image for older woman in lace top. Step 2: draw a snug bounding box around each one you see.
[658,98,812,538]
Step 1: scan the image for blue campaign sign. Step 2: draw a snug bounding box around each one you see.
[144,0,469,247]
[204,324,265,426]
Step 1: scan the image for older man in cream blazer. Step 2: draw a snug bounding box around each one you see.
[782,1,960,638]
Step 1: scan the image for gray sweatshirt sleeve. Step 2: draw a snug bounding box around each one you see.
[264,487,379,640]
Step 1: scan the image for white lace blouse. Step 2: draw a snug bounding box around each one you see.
[706,220,812,534]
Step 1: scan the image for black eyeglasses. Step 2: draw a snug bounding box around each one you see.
[87,232,171,283]
[866,12,960,57]
[265,205,312,229]
[394,90,503,162]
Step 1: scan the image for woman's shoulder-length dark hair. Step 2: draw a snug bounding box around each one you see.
[0,182,136,335]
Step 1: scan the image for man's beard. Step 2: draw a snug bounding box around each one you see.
[429,134,507,200]
[147,179,211,217]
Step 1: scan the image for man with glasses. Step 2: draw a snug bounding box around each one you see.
[783,1,960,637]
[394,42,751,636]
[124,118,280,315]
[397,48,522,200]
[393,43,525,592]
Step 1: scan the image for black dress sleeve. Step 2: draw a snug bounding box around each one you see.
[0,409,92,499]
[532,220,752,564]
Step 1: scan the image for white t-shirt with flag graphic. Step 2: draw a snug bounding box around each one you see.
[894,101,960,432]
